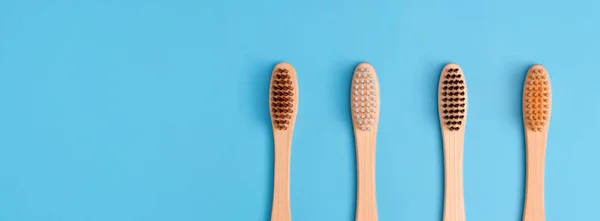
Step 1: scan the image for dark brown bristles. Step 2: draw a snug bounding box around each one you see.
[440,66,466,131]
[271,68,294,130]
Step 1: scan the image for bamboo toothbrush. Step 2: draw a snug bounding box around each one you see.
[269,62,299,221]
[351,63,380,221]
[438,63,468,221]
[522,64,551,221]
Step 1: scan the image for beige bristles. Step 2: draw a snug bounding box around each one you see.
[524,66,551,132]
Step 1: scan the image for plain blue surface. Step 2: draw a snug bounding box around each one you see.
[0,0,599,220]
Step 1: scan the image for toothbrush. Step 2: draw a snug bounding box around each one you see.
[351,63,380,221]
[438,63,468,221]
[269,62,299,221]
[522,65,551,221]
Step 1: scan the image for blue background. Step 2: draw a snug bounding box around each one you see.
[0,0,598,220]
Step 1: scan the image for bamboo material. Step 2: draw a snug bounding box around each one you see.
[269,62,299,221]
[522,64,552,221]
[351,63,380,221]
[438,63,468,221]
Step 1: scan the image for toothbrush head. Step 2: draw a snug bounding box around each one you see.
[439,63,467,132]
[351,63,380,132]
[270,62,299,131]
[523,65,552,132]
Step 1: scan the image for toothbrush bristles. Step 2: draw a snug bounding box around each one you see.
[440,66,467,131]
[271,67,294,130]
[352,65,378,131]
[524,66,550,132]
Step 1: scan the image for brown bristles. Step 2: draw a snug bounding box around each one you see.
[439,64,467,132]
[270,63,298,131]
[524,65,551,132]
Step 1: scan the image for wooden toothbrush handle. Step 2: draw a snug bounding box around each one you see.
[523,136,547,221]
[271,137,292,221]
[443,137,466,221]
[355,138,378,221]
